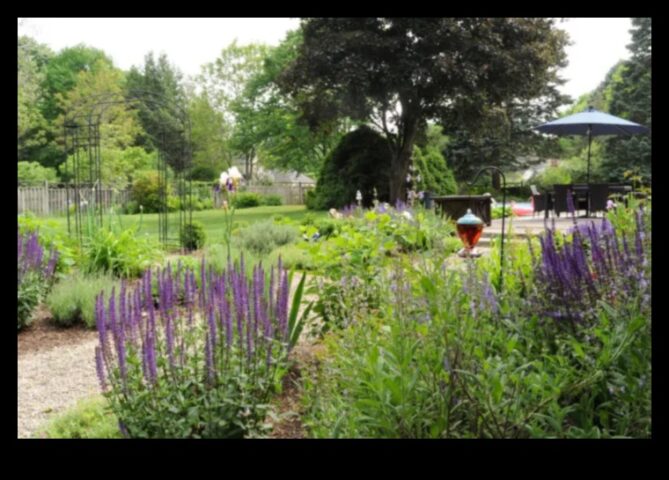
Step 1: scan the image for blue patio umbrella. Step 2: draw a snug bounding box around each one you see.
[535,106,649,184]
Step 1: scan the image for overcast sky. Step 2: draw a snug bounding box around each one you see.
[18,17,633,103]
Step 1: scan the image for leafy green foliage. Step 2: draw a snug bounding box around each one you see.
[47,273,118,328]
[39,397,121,439]
[266,244,315,271]
[260,194,283,206]
[82,227,162,278]
[603,18,651,183]
[130,170,169,213]
[18,161,59,185]
[18,272,43,330]
[304,200,650,438]
[231,192,261,208]
[187,164,219,182]
[125,52,189,169]
[98,261,310,438]
[180,221,207,251]
[18,36,54,166]
[305,206,458,334]
[188,92,230,175]
[235,220,298,255]
[534,164,572,189]
[310,126,392,210]
[412,126,457,195]
[279,18,569,201]
[18,213,77,274]
[229,30,349,177]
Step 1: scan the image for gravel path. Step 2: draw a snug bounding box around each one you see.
[18,337,100,438]
[17,274,320,439]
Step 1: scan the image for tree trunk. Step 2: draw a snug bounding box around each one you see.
[388,114,419,204]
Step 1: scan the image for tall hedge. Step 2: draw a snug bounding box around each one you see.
[412,144,458,195]
[309,126,391,210]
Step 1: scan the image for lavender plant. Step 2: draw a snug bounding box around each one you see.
[530,208,650,329]
[95,256,309,438]
[18,230,59,330]
[305,221,651,438]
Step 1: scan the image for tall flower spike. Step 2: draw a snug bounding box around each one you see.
[95,346,107,391]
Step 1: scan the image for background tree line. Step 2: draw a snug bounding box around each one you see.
[18,18,650,206]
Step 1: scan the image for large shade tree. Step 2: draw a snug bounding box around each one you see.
[230,29,351,178]
[126,53,190,170]
[603,17,651,182]
[18,36,54,164]
[278,18,569,202]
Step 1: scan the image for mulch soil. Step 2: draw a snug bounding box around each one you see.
[18,306,97,357]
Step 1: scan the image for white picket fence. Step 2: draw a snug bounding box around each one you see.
[17,184,130,216]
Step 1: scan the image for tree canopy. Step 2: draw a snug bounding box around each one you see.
[230,30,351,177]
[278,18,569,202]
[603,18,651,182]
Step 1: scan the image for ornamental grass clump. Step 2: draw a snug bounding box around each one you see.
[94,256,308,438]
[531,208,650,328]
[18,230,59,330]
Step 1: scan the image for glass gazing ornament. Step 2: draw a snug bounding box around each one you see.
[456,209,484,257]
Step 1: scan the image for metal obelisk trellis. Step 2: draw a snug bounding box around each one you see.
[62,90,194,252]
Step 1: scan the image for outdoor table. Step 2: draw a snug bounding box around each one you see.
[432,195,492,226]
[544,184,633,219]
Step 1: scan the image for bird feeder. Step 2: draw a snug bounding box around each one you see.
[456,209,484,258]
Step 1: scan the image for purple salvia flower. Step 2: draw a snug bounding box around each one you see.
[144,268,153,310]
[127,291,137,348]
[200,256,206,310]
[220,284,232,348]
[43,247,58,279]
[95,346,107,391]
[135,288,144,344]
[204,333,214,384]
[95,293,107,352]
[207,302,217,349]
[165,311,175,369]
[245,278,254,360]
[482,272,499,315]
[119,280,127,329]
[277,270,290,342]
[635,208,645,262]
[216,275,227,347]
[232,270,245,352]
[269,265,275,319]
[176,259,182,294]
[108,287,117,337]
[184,267,191,306]
[146,326,157,385]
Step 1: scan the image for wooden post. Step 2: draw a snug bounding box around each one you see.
[43,181,49,215]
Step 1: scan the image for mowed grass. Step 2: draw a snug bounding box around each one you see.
[42,206,327,246]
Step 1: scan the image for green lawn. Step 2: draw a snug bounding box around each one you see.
[43,206,327,246]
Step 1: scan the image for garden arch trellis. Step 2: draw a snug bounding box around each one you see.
[62,89,194,251]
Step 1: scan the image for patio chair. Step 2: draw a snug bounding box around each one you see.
[552,184,574,217]
[588,184,610,217]
[530,185,547,217]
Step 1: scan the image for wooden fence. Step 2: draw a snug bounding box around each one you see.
[212,183,315,206]
[18,182,315,216]
[245,183,314,205]
[18,184,130,216]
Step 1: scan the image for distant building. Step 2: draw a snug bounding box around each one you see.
[253,167,316,185]
[229,156,315,186]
